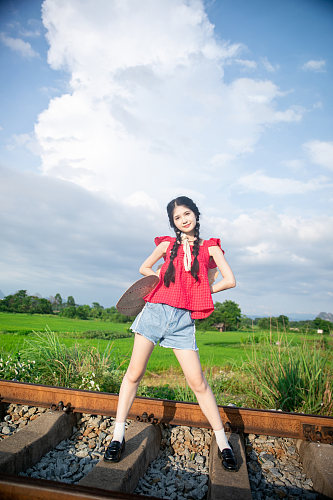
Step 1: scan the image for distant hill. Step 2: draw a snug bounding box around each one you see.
[318,312,333,323]
[0,290,5,299]
[246,313,316,321]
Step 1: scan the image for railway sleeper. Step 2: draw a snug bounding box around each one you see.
[0,408,77,475]
[79,421,162,493]
[208,432,252,500]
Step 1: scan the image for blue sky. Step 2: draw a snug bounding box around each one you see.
[0,0,332,318]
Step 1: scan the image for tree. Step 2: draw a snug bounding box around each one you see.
[55,293,63,307]
[59,306,76,318]
[313,317,332,335]
[34,298,53,314]
[76,305,90,319]
[67,296,75,307]
[91,302,104,318]
[196,300,242,331]
[239,315,253,330]
[213,300,242,331]
[0,290,52,314]
[258,315,290,331]
[278,315,289,330]
[92,302,103,310]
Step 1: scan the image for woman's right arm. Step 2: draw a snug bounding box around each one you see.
[139,241,170,277]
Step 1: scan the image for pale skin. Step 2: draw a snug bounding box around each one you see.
[116,205,236,432]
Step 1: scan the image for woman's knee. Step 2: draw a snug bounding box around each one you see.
[125,366,145,385]
[187,374,208,394]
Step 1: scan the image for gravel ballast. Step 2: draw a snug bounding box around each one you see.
[1,403,318,500]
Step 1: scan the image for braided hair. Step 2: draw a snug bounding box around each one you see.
[164,196,201,287]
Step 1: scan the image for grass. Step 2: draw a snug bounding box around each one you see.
[242,334,332,415]
[0,311,130,334]
[1,312,331,372]
[1,312,332,415]
[1,328,125,393]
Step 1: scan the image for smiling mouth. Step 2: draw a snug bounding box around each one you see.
[183,223,191,228]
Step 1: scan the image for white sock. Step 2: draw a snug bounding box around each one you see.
[214,428,230,452]
[112,421,125,442]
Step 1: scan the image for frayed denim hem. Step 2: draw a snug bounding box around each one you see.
[131,330,157,346]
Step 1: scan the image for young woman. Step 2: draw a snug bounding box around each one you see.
[104,196,237,471]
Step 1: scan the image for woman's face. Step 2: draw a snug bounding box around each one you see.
[172,204,197,236]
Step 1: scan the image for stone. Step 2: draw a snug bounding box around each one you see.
[246,434,319,500]
[260,452,275,462]
[264,464,277,474]
[270,467,282,478]
[76,450,89,458]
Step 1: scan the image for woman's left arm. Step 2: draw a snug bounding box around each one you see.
[208,246,236,293]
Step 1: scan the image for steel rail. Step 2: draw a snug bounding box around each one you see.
[0,379,332,443]
[0,474,161,500]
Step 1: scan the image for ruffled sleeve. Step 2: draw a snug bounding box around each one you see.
[206,238,225,268]
[154,236,175,246]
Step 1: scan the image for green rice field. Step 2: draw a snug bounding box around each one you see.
[0,312,330,373]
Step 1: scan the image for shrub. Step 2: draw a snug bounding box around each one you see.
[242,335,332,415]
[18,328,127,392]
[240,335,259,344]
[0,351,40,383]
[66,330,132,340]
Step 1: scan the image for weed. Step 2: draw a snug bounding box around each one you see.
[18,328,126,392]
[0,351,39,383]
[242,334,332,415]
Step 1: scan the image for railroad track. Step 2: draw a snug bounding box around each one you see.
[0,380,332,500]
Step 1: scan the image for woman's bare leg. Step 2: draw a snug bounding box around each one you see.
[173,348,230,450]
[115,333,154,422]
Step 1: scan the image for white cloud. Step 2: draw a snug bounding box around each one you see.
[6,132,41,155]
[206,211,333,288]
[261,57,279,73]
[0,32,39,58]
[234,58,257,70]
[33,0,304,200]
[0,166,166,305]
[124,191,162,214]
[237,170,330,195]
[302,59,326,72]
[272,106,304,122]
[1,163,332,315]
[203,209,333,314]
[19,18,42,38]
[282,159,305,171]
[304,140,333,170]
[210,152,236,168]
[19,27,41,38]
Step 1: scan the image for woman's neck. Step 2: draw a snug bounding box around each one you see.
[181,233,203,246]
[181,232,195,241]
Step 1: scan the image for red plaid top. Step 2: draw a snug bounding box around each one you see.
[144,236,224,319]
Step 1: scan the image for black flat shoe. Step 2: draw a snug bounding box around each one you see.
[218,443,238,471]
[104,438,125,462]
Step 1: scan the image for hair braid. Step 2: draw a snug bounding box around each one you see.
[164,228,182,287]
[191,221,200,281]
[164,196,201,287]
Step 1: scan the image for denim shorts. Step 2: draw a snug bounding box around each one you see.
[131,302,198,351]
